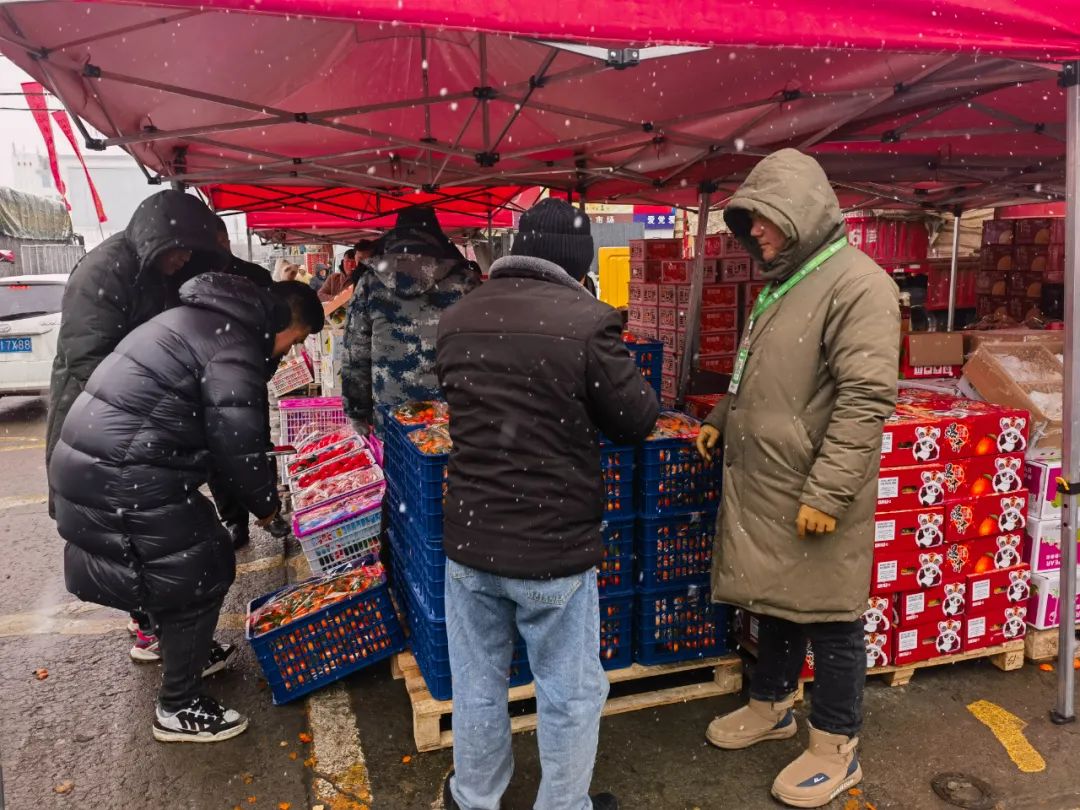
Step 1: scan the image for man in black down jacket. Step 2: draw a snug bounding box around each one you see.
[50,275,324,743]
[435,199,659,810]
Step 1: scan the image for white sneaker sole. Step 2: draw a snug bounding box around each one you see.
[153,717,249,744]
[202,647,237,678]
[130,647,161,663]
[771,763,863,808]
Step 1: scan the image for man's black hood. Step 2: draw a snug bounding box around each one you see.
[180,272,289,338]
[125,190,225,277]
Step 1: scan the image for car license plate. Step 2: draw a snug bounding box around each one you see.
[0,337,31,353]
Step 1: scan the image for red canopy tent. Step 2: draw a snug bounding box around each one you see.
[2,0,1079,721]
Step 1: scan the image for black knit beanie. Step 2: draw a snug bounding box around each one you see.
[512,198,594,280]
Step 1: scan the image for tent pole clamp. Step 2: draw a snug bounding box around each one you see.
[606,49,640,70]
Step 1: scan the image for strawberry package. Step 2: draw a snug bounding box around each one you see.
[292,466,386,512]
[894,619,964,665]
[287,435,364,479]
[293,484,385,538]
[293,448,377,491]
[247,562,386,637]
[408,425,452,455]
[964,604,1028,652]
[877,464,947,511]
[293,425,358,457]
[944,490,1028,542]
[941,453,1025,500]
[874,508,945,550]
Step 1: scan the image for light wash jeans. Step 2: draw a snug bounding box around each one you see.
[445,558,609,810]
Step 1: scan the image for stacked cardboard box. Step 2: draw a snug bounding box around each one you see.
[976,218,1066,320]
[1023,450,1080,630]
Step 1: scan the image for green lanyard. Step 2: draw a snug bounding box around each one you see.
[728,236,847,396]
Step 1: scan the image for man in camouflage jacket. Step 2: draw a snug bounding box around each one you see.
[342,208,478,433]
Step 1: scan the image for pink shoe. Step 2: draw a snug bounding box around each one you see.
[130,630,161,662]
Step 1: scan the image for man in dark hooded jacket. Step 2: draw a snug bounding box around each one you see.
[50,275,324,743]
[341,206,476,434]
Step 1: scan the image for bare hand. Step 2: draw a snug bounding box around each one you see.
[696,424,721,461]
[796,504,837,538]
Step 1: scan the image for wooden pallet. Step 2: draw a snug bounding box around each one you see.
[1023,627,1080,663]
[392,651,743,753]
[742,640,1024,703]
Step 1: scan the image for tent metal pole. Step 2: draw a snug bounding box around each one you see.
[677,184,714,405]
[1054,60,1080,727]
[946,207,962,331]
[246,227,254,263]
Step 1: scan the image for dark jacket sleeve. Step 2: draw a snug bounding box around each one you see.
[341,279,374,423]
[201,343,280,519]
[57,260,132,392]
[585,308,660,445]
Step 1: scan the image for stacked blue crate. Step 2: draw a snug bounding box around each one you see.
[599,439,636,670]
[632,415,730,664]
[624,338,663,399]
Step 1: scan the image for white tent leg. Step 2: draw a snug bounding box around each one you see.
[677,185,714,404]
[1054,61,1079,727]
[247,227,254,263]
[946,207,962,332]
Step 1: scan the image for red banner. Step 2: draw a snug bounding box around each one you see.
[20,82,68,210]
[52,110,107,223]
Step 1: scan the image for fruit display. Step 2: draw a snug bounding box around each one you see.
[391,400,449,427]
[248,563,385,636]
[294,485,386,537]
[292,466,385,512]
[408,425,453,455]
[287,436,363,478]
[294,448,377,491]
[648,411,702,441]
[294,425,357,457]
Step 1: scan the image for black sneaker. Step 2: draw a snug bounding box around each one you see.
[591,794,619,810]
[442,771,460,810]
[202,641,237,678]
[152,696,248,743]
[227,523,250,549]
[267,515,291,539]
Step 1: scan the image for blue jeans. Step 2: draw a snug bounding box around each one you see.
[445,559,609,810]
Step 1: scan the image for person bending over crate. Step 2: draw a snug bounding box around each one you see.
[50,275,324,743]
[435,198,659,810]
[695,149,899,808]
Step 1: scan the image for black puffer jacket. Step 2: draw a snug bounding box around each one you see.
[436,255,659,579]
[50,273,284,613]
[45,191,223,477]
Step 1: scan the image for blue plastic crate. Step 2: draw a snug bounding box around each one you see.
[599,594,633,671]
[246,577,405,705]
[636,510,717,589]
[400,521,447,620]
[633,583,730,666]
[598,518,634,597]
[603,480,635,517]
[626,339,664,369]
[637,475,722,515]
[637,439,722,515]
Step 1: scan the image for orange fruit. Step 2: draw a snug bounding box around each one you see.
[974,556,994,574]
[978,517,998,537]
[975,437,996,456]
[969,478,989,497]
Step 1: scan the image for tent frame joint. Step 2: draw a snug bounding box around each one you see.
[295,112,309,123]
[605,48,641,70]
[81,63,102,79]
[475,151,500,167]
[1060,62,1080,89]
[472,85,497,101]
[782,88,802,102]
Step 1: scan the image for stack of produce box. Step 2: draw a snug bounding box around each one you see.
[872,390,1032,664]
[632,412,729,665]
[1023,450,1080,632]
[977,218,1066,320]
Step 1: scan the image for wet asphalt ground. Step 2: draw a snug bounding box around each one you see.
[3,394,1080,810]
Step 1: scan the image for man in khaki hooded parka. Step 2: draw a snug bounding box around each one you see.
[697,149,899,808]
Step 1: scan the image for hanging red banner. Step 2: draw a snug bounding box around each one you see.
[52,110,108,223]
[20,82,69,210]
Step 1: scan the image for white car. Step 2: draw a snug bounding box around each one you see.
[0,274,68,397]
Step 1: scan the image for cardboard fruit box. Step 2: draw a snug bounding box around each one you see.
[877,464,948,512]
[896,582,967,628]
[630,238,683,261]
[1028,567,1080,630]
[962,344,1061,446]
[941,452,1025,500]
[944,490,1029,542]
[874,507,946,550]
[899,332,964,380]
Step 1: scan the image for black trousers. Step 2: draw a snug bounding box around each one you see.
[151,596,225,712]
[750,614,866,737]
[208,466,249,533]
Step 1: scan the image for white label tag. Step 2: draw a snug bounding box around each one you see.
[875,520,897,543]
[878,477,900,500]
[905,592,926,616]
[898,629,919,652]
[972,579,991,602]
[881,432,894,455]
[967,616,986,639]
[877,560,898,584]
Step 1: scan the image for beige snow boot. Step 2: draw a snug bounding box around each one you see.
[705,694,797,750]
[771,724,863,808]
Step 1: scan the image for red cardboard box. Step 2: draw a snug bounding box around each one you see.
[720,256,752,282]
[961,534,1026,575]
[677,285,693,307]
[630,261,662,283]
[628,284,645,305]
[1012,247,1050,274]
[657,329,681,355]
[894,620,964,665]
[941,453,1025,500]
[625,323,658,340]
[874,508,945,550]
[700,308,739,332]
[699,353,736,375]
[661,260,691,284]
[982,220,1015,246]
[703,235,724,258]
[658,283,686,308]
[658,307,681,331]
[661,373,677,400]
[630,238,683,261]
[964,604,1028,652]
[865,631,893,669]
[1049,244,1066,275]
[877,464,947,511]
[630,283,658,306]
[641,307,659,329]
[982,245,1015,272]
[684,394,724,421]
[862,595,896,634]
[967,564,1032,613]
[944,491,1028,542]
[699,331,738,355]
[1014,218,1054,245]
[896,582,967,628]
[882,390,1030,467]
[701,284,740,308]
[872,547,963,595]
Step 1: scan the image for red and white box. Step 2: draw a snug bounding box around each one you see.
[1023,517,1070,573]
[699,331,739,355]
[944,491,1028,542]
[1028,568,1080,630]
[864,631,893,669]
[874,508,945,550]
[699,353,736,375]
[641,307,659,329]
[658,283,686,308]
[964,604,1028,652]
[700,308,739,332]
[941,453,1025,500]
[627,304,644,324]
[661,374,677,401]
[661,352,677,378]
[630,282,659,307]
[882,391,1030,467]
[658,307,681,331]
[626,323,658,340]
[961,534,1026,575]
[894,620,964,665]
[630,238,683,261]
[628,284,645,305]
[877,464,947,511]
[657,329,681,355]
[701,284,740,309]
[1013,218,1054,245]
[677,285,693,307]
[896,583,967,628]
[630,261,662,283]
[661,260,690,284]
[1024,450,1062,521]
[862,595,895,634]
[702,259,721,285]
[720,256,752,282]
[703,234,725,258]
[871,547,965,595]
[967,564,1032,613]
